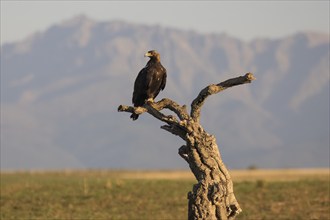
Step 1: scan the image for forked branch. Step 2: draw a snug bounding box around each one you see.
[118,73,256,123]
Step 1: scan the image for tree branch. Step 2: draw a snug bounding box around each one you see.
[118,98,189,139]
[118,98,189,121]
[190,73,256,122]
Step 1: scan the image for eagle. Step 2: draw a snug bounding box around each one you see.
[131,50,167,120]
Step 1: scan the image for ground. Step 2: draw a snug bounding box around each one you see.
[1,169,329,219]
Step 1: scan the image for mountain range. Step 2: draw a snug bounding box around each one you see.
[1,15,329,170]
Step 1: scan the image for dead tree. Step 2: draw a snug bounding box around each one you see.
[118,73,256,220]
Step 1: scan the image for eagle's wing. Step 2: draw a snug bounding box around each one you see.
[132,67,147,105]
[160,67,167,91]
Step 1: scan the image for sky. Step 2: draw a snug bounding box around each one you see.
[1,1,329,45]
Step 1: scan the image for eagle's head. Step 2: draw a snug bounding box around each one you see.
[144,50,160,61]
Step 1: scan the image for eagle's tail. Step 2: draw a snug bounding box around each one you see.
[130,113,139,121]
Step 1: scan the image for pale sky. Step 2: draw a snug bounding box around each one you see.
[1,1,329,45]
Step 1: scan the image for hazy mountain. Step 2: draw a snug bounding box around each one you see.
[1,15,329,170]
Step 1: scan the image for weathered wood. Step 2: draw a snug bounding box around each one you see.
[118,73,256,219]
[191,73,256,123]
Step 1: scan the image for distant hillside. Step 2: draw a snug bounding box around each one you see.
[1,15,329,170]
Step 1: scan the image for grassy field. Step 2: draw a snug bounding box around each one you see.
[1,169,329,220]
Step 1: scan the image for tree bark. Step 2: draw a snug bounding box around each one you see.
[118,73,256,219]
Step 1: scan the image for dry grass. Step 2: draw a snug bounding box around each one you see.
[115,168,330,182]
[1,169,329,220]
[4,168,328,181]
[230,168,329,182]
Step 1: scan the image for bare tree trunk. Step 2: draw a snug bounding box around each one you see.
[118,73,256,219]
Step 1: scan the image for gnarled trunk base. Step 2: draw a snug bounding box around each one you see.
[180,123,241,220]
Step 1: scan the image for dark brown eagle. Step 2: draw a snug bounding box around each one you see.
[131,50,167,120]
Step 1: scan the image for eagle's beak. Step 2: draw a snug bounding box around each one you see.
[144,52,151,57]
